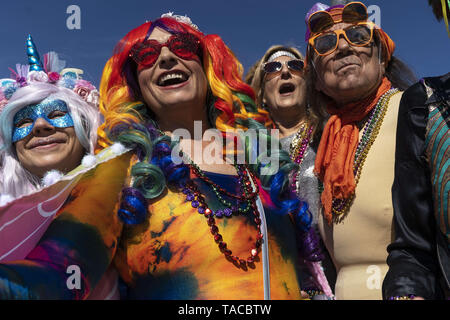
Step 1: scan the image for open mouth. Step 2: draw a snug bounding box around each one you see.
[279,83,296,95]
[157,70,189,87]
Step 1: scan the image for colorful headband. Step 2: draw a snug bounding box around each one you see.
[0,35,99,112]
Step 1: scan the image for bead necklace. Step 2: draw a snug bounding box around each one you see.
[388,294,416,300]
[319,88,399,223]
[289,122,314,190]
[189,161,258,216]
[180,164,263,269]
[176,147,263,268]
[156,131,263,267]
[162,130,257,216]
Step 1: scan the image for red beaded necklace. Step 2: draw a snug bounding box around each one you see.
[182,162,263,269]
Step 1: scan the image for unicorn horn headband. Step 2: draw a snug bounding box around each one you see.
[26,35,44,72]
[0,35,100,112]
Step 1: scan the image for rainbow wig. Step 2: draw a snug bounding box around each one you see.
[97,14,312,231]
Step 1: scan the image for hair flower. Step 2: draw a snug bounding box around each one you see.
[86,90,99,107]
[75,79,96,91]
[0,98,8,111]
[48,72,60,83]
[16,77,27,87]
[27,70,49,83]
[73,80,97,103]
[74,86,90,99]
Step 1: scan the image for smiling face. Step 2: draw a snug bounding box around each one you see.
[13,104,85,178]
[136,27,208,121]
[313,22,385,105]
[262,55,307,114]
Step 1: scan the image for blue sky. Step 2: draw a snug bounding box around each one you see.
[0,0,449,88]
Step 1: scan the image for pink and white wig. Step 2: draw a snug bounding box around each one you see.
[0,82,100,199]
[0,40,100,199]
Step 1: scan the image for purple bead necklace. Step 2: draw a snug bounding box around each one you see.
[180,163,263,269]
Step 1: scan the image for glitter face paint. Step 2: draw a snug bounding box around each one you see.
[12,99,74,142]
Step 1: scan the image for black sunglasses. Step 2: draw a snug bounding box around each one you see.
[262,59,304,74]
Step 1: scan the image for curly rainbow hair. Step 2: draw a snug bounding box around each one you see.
[98,16,271,146]
[96,15,312,231]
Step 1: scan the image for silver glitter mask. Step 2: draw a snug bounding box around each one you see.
[12,99,74,142]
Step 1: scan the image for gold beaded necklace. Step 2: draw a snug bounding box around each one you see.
[289,122,314,164]
[320,88,400,223]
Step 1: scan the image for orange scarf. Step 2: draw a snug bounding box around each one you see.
[314,77,392,223]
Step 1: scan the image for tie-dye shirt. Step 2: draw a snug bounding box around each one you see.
[0,152,307,300]
[116,170,306,300]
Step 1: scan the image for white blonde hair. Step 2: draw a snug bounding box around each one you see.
[0,82,100,198]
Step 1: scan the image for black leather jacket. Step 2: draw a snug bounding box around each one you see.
[383,73,450,300]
